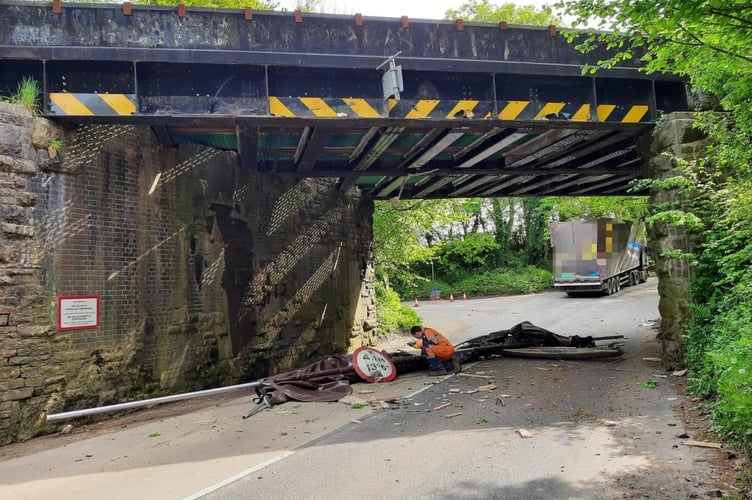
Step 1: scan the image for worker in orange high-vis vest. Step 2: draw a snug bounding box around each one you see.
[409,326,461,376]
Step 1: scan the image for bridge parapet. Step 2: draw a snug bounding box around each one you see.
[0,1,690,199]
[3,1,638,71]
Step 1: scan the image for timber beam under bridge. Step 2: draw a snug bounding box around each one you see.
[0,1,690,199]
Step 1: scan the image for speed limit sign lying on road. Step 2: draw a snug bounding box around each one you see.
[352,347,397,383]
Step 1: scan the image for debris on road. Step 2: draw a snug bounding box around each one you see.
[458,373,494,380]
[683,440,723,449]
[453,321,625,362]
[240,321,626,418]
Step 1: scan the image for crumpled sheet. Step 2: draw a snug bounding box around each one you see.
[253,354,362,406]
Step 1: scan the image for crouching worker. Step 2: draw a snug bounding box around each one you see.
[409,326,461,376]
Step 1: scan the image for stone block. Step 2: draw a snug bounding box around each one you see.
[13,158,36,176]
[8,354,50,366]
[15,324,50,338]
[0,222,34,238]
[0,387,33,402]
[0,378,26,391]
[0,154,13,173]
[31,117,63,150]
[0,366,21,379]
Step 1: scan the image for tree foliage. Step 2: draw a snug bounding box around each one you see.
[545,196,648,222]
[134,0,278,7]
[372,199,472,290]
[445,0,562,25]
[556,0,752,451]
[556,0,752,125]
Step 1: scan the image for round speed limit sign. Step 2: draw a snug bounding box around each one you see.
[352,347,397,383]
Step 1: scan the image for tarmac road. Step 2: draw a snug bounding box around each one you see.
[0,278,733,499]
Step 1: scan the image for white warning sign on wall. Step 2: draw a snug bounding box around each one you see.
[58,295,100,331]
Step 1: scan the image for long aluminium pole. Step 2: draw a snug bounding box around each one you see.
[46,381,263,423]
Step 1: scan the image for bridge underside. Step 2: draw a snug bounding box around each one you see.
[1,2,690,199]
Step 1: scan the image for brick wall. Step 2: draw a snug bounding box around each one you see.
[0,104,375,444]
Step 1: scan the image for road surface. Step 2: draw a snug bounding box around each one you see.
[0,278,735,499]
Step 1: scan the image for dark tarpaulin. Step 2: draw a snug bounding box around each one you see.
[252,355,362,406]
[454,321,624,362]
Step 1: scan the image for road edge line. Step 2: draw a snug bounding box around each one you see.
[181,450,295,500]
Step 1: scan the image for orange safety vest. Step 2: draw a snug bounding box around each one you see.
[416,327,455,362]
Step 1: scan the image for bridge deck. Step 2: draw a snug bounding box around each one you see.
[0,1,689,198]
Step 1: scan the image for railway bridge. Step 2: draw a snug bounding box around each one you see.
[0,1,695,443]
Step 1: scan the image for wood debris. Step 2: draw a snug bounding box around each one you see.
[683,440,722,449]
[433,402,453,411]
[477,383,498,392]
[458,373,494,380]
[444,412,463,418]
[517,428,533,438]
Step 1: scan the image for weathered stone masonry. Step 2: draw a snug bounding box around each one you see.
[0,103,376,444]
[643,112,707,369]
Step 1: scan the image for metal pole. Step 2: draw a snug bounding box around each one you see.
[46,381,263,423]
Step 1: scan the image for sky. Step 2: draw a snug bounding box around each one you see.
[275,0,557,21]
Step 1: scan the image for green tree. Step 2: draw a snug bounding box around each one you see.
[446,0,562,25]
[545,196,649,222]
[134,0,277,8]
[556,0,752,452]
[555,0,752,124]
[372,198,470,292]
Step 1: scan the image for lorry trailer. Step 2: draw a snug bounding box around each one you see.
[549,219,649,295]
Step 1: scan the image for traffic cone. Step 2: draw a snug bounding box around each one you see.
[463,292,467,300]
[450,293,454,302]
[414,297,420,307]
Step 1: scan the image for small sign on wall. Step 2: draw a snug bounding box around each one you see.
[58,295,100,331]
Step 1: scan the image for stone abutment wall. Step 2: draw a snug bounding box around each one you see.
[643,112,707,369]
[0,103,375,444]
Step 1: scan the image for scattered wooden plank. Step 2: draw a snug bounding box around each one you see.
[683,440,722,449]
[500,346,623,360]
[444,412,463,418]
[458,373,494,380]
[433,402,453,411]
[477,383,498,392]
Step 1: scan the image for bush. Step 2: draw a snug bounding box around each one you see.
[375,281,421,337]
[395,266,552,300]
[686,278,752,453]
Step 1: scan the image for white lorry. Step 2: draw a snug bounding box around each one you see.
[549,219,649,295]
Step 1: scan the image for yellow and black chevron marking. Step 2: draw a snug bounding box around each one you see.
[49,93,137,116]
[387,99,497,120]
[269,96,384,118]
[269,96,650,123]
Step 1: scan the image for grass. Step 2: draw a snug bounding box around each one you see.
[2,76,40,110]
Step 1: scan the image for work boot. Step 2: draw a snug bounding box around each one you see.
[451,357,462,374]
[428,367,447,376]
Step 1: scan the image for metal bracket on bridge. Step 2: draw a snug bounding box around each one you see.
[377,51,404,107]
